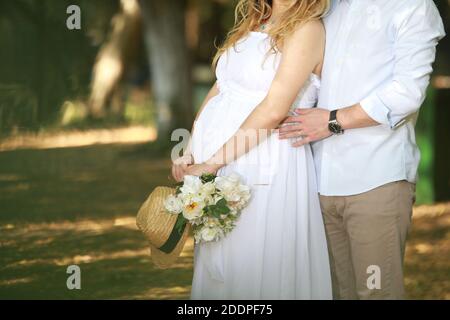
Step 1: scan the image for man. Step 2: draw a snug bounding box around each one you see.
[279,0,445,299]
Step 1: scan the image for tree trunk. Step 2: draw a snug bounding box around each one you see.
[139,0,193,143]
[36,1,48,124]
[89,0,141,119]
[434,0,449,75]
[433,0,449,201]
[434,89,450,202]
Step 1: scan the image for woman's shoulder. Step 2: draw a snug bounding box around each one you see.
[286,19,325,47]
[294,19,325,39]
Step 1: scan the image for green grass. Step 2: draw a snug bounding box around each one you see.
[0,137,448,300]
[0,142,193,299]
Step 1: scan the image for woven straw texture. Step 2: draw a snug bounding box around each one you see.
[136,186,190,269]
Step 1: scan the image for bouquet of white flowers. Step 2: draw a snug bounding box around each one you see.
[164,173,251,244]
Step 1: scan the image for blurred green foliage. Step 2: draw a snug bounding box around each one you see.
[0,0,119,132]
[416,88,436,204]
[0,0,448,203]
[0,84,38,132]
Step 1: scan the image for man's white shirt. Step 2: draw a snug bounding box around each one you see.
[314,0,445,196]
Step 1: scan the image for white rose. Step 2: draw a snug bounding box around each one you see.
[214,176,237,193]
[222,187,245,203]
[237,184,251,206]
[194,232,202,244]
[215,173,248,202]
[200,181,215,196]
[180,175,202,196]
[199,226,219,242]
[164,194,183,214]
[226,190,242,202]
[238,183,250,196]
[199,182,216,205]
[182,196,205,221]
[229,209,239,216]
[228,173,241,183]
[205,217,220,228]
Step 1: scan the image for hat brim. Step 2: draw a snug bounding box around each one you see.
[148,223,191,269]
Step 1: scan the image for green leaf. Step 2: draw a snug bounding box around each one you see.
[215,199,230,214]
[216,198,227,207]
[203,205,213,215]
[200,173,217,184]
[204,198,231,219]
[217,206,231,215]
[210,208,222,219]
[204,204,219,218]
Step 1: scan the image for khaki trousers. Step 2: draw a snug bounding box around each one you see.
[320,181,415,300]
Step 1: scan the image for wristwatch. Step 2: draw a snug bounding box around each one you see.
[328,110,344,135]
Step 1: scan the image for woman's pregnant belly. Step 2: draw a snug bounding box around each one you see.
[192,89,265,165]
[192,89,301,186]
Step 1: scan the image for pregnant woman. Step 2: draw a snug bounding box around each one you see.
[172,0,332,299]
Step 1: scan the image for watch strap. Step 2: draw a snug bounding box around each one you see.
[328,109,344,134]
[330,109,338,122]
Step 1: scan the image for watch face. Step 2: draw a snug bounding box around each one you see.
[329,121,342,134]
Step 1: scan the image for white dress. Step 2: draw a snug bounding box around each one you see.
[190,32,332,300]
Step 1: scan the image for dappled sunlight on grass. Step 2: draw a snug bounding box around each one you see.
[0,143,172,223]
[413,202,450,218]
[0,142,448,299]
[0,126,156,152]
[404,206,450,299]
[0,277,34,287]
[127,286,191,300]
[1,216,138,235]
[0,215,195,266]
[0,214,195,299]
[0,207,447,299]
[0,142,194,299]
[0,174,23,182]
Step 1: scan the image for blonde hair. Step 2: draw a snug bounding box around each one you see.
[213,0,330,67]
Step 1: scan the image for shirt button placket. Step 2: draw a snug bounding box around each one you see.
[323,1,359,194]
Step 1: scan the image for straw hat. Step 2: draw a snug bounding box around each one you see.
[136,187,190,269]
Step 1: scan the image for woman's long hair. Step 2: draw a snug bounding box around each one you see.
[212,0,330,67]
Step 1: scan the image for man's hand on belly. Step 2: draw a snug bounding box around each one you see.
[278,108,332,147]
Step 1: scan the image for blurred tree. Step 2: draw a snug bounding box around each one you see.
[89,0,142,119]
[0,0,119,132]
[139,0,193,144]
[433,0,450,201]
[194,0,230,64]
[434,0,449,74]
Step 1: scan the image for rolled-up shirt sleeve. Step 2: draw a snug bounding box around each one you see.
[360,0,445,128]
